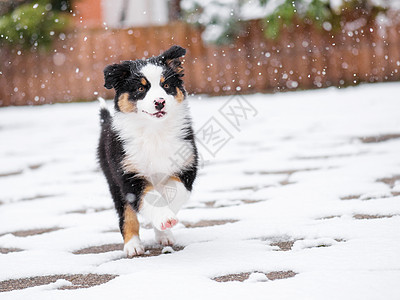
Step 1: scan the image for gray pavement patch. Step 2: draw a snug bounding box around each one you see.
[266,271,297,280]
[195,199,262,209]
[241,199,262,204]
[19,194,56,202]
[244,168,322,187]
[0,248,23,254]
[8,227,62,237]
[182,219,238,228]
[73,243,122,254]
[304,239,346,249]
[213,272,250,282]
[340,195,361,200]
[28,164,43,170]
[0,274,117,292]
[0,227,62,237]
[213,271,297,282]
[67,207,112,214]
[244,168,319,176]
[377,175,400,189]
[317,215,342,220]
[359,134,400,144]
[0,170,23,177]
[279,179,295,186]
[260,236,301,251]
[214,185,272,193]
[141,245,184,257]
[270,240,296,251]
[268,237,345,250]
[353,214,395,220]
[204,201,216,207]
[73,243,184,257]
[296,152,367,160]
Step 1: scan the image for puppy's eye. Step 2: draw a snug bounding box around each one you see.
[138,86,145,92]
[163,83,169,89]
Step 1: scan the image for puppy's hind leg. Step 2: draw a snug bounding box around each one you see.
[166,176,191,215]
[154,228,175,246]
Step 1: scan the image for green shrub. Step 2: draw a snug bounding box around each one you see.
[0,0,69,50]
[264,0,385,39]
[181,0,389,44]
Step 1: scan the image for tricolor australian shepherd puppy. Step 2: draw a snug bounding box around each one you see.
[97,45,198,257]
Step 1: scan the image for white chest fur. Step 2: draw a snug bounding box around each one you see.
[112,106,192,180]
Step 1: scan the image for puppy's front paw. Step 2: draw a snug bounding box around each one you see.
[160,218,178,231]
[124,236,145,258]
[155,228,175,246]
[152,208,178,231]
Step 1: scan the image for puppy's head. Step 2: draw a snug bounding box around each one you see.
[103,45,186,120]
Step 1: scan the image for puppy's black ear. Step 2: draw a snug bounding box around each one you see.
[103,62,131,90]
[160,45,186,61]
[160,45,186,75]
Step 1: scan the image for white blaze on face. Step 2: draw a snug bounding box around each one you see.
[137,63,175,119]
[112,62,192,176]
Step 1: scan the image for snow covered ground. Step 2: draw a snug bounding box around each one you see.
[1,82,400,299]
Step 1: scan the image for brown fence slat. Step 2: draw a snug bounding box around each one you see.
[1,19,400,107]
[386,24,400,81]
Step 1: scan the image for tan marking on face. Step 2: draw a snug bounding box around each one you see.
[166,59,173,67]
[118,93,136,113]
[175,87,184,103]
[123,205,140,243]
[140,78,147,86]
[166,59,184,75]
[160,76,165,83]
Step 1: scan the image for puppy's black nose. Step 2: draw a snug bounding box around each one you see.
[154,98,165,111]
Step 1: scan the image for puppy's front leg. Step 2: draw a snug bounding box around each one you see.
[139,187,178,231]
[119,175,150,257]
[122,204,144,257]
[140,176,190,231]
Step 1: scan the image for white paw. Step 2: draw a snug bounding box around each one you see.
[123,236,145,257]
[140,194,179,231]
[154,228,175,246]
[151,208,179,231]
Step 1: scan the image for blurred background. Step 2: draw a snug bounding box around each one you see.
[0,0,400,106]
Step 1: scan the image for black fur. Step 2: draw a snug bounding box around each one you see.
[178,124,197,191]
[97,46,197,237]
[98,108,150,234]
[103,62,132,90]
[159,45,186,61]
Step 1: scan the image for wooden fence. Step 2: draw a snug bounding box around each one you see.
[1,20,400,106]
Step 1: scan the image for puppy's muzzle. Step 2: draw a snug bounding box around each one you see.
[154,98,166,111]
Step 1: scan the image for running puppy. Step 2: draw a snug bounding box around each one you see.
[97,45,198,257]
